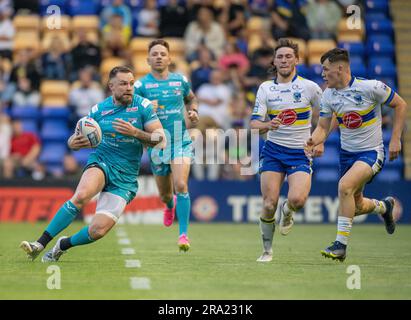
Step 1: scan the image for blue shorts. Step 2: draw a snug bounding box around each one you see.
[148,140,193,176]
[259,141,312,175]
[339,148,385,182]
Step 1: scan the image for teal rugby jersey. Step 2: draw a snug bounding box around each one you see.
[87,94,159,176]
[134,72,191,144]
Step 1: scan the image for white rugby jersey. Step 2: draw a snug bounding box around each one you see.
[320,77,395,152]
[252,74,322,149]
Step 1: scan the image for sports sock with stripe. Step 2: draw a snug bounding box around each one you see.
[259,217,275,253]
[336,216,353,245]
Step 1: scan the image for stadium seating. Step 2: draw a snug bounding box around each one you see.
[40,0,69,16]
[13,15,41,33]
[365,0,390,14]
[41,120,70,142]
[307,39,336,65]
[10,106,40,120]
[40,81,70,107]
[39,142,67,164]
[67,0,99,16]
[72,148,93,166]
[366,35,395,57]
[21,119,39,134]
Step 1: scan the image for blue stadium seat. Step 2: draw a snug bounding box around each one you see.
[366,19,393,36]
[314,146,339,166]
[41,120,70,142]
[40,0,68,16]
[314,168,339,181]
[338,42,365,58]
[125,0,145,9]
[21,120,39,134]
[46,164,64,176]
[10,106,40,120]
[67,0,99,16]
[366,35,395,57]
[382,129,391,144]
[296,64,311,79]
[351,61,367,78]
[375,169,401,182]
[41,107,70,120]
[365,12,388,21]
[310,64,323,78]
[365,0,389,14]
[72,148,93,166]
[39,142,67,165]
[368,59,396,78]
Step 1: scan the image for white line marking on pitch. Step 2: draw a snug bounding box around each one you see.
[130,277,151,290]
[121,248,135,255]
[116,231,128,238]
[125,259,141,268]
[118,238,131,245]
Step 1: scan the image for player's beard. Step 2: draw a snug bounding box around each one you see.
[115,93,133,106]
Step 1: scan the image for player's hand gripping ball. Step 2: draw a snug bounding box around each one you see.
[76,117,102,148]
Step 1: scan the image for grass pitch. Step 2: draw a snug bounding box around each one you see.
[0,222,410,299]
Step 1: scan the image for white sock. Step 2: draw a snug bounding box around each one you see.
[259,217,275,253]
[372,199,387,214]
[335,216,353,245]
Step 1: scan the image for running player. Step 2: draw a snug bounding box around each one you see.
[20,66,166,262]
[251,39,324,262]
[134,39,199,251]
[306,48,407,262]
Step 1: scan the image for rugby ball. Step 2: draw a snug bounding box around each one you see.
[76,117,102,148]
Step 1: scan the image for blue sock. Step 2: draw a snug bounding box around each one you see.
[70,226,95,247]
[176,193,190,236]
[45,201,80,238]
[166,196,175,209]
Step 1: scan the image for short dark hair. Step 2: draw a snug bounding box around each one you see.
[148,39,170,53]
[108,66,134,80]
[320,48,350,64]
[274,38,299,59]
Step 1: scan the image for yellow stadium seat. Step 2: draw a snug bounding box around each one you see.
[307,39,336,65]
[40,80,70,106]
[247,16,269,33]
[337,18,364,42]
[163,37,186,56]
[72,15,99,33]
[41,32,71,53]
[100,57,128,83]
[13,15,40,33]
[130,37,155,55]
[13,34,40,53]
[132,56,151,74]
[41,15,71,33]
[287,37,307,62]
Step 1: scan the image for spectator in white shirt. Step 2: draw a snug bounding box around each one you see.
[197,69,232,129]
[69,67,105,118]
[0,6,14,59]
[184,6,226,59]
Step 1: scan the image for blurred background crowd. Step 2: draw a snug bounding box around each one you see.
[0,0,402,182]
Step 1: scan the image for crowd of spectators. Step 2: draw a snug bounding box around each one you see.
[0,0,393,181]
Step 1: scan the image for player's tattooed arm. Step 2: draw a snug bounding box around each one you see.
[184,90,199,124]
[113,119,166,148]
